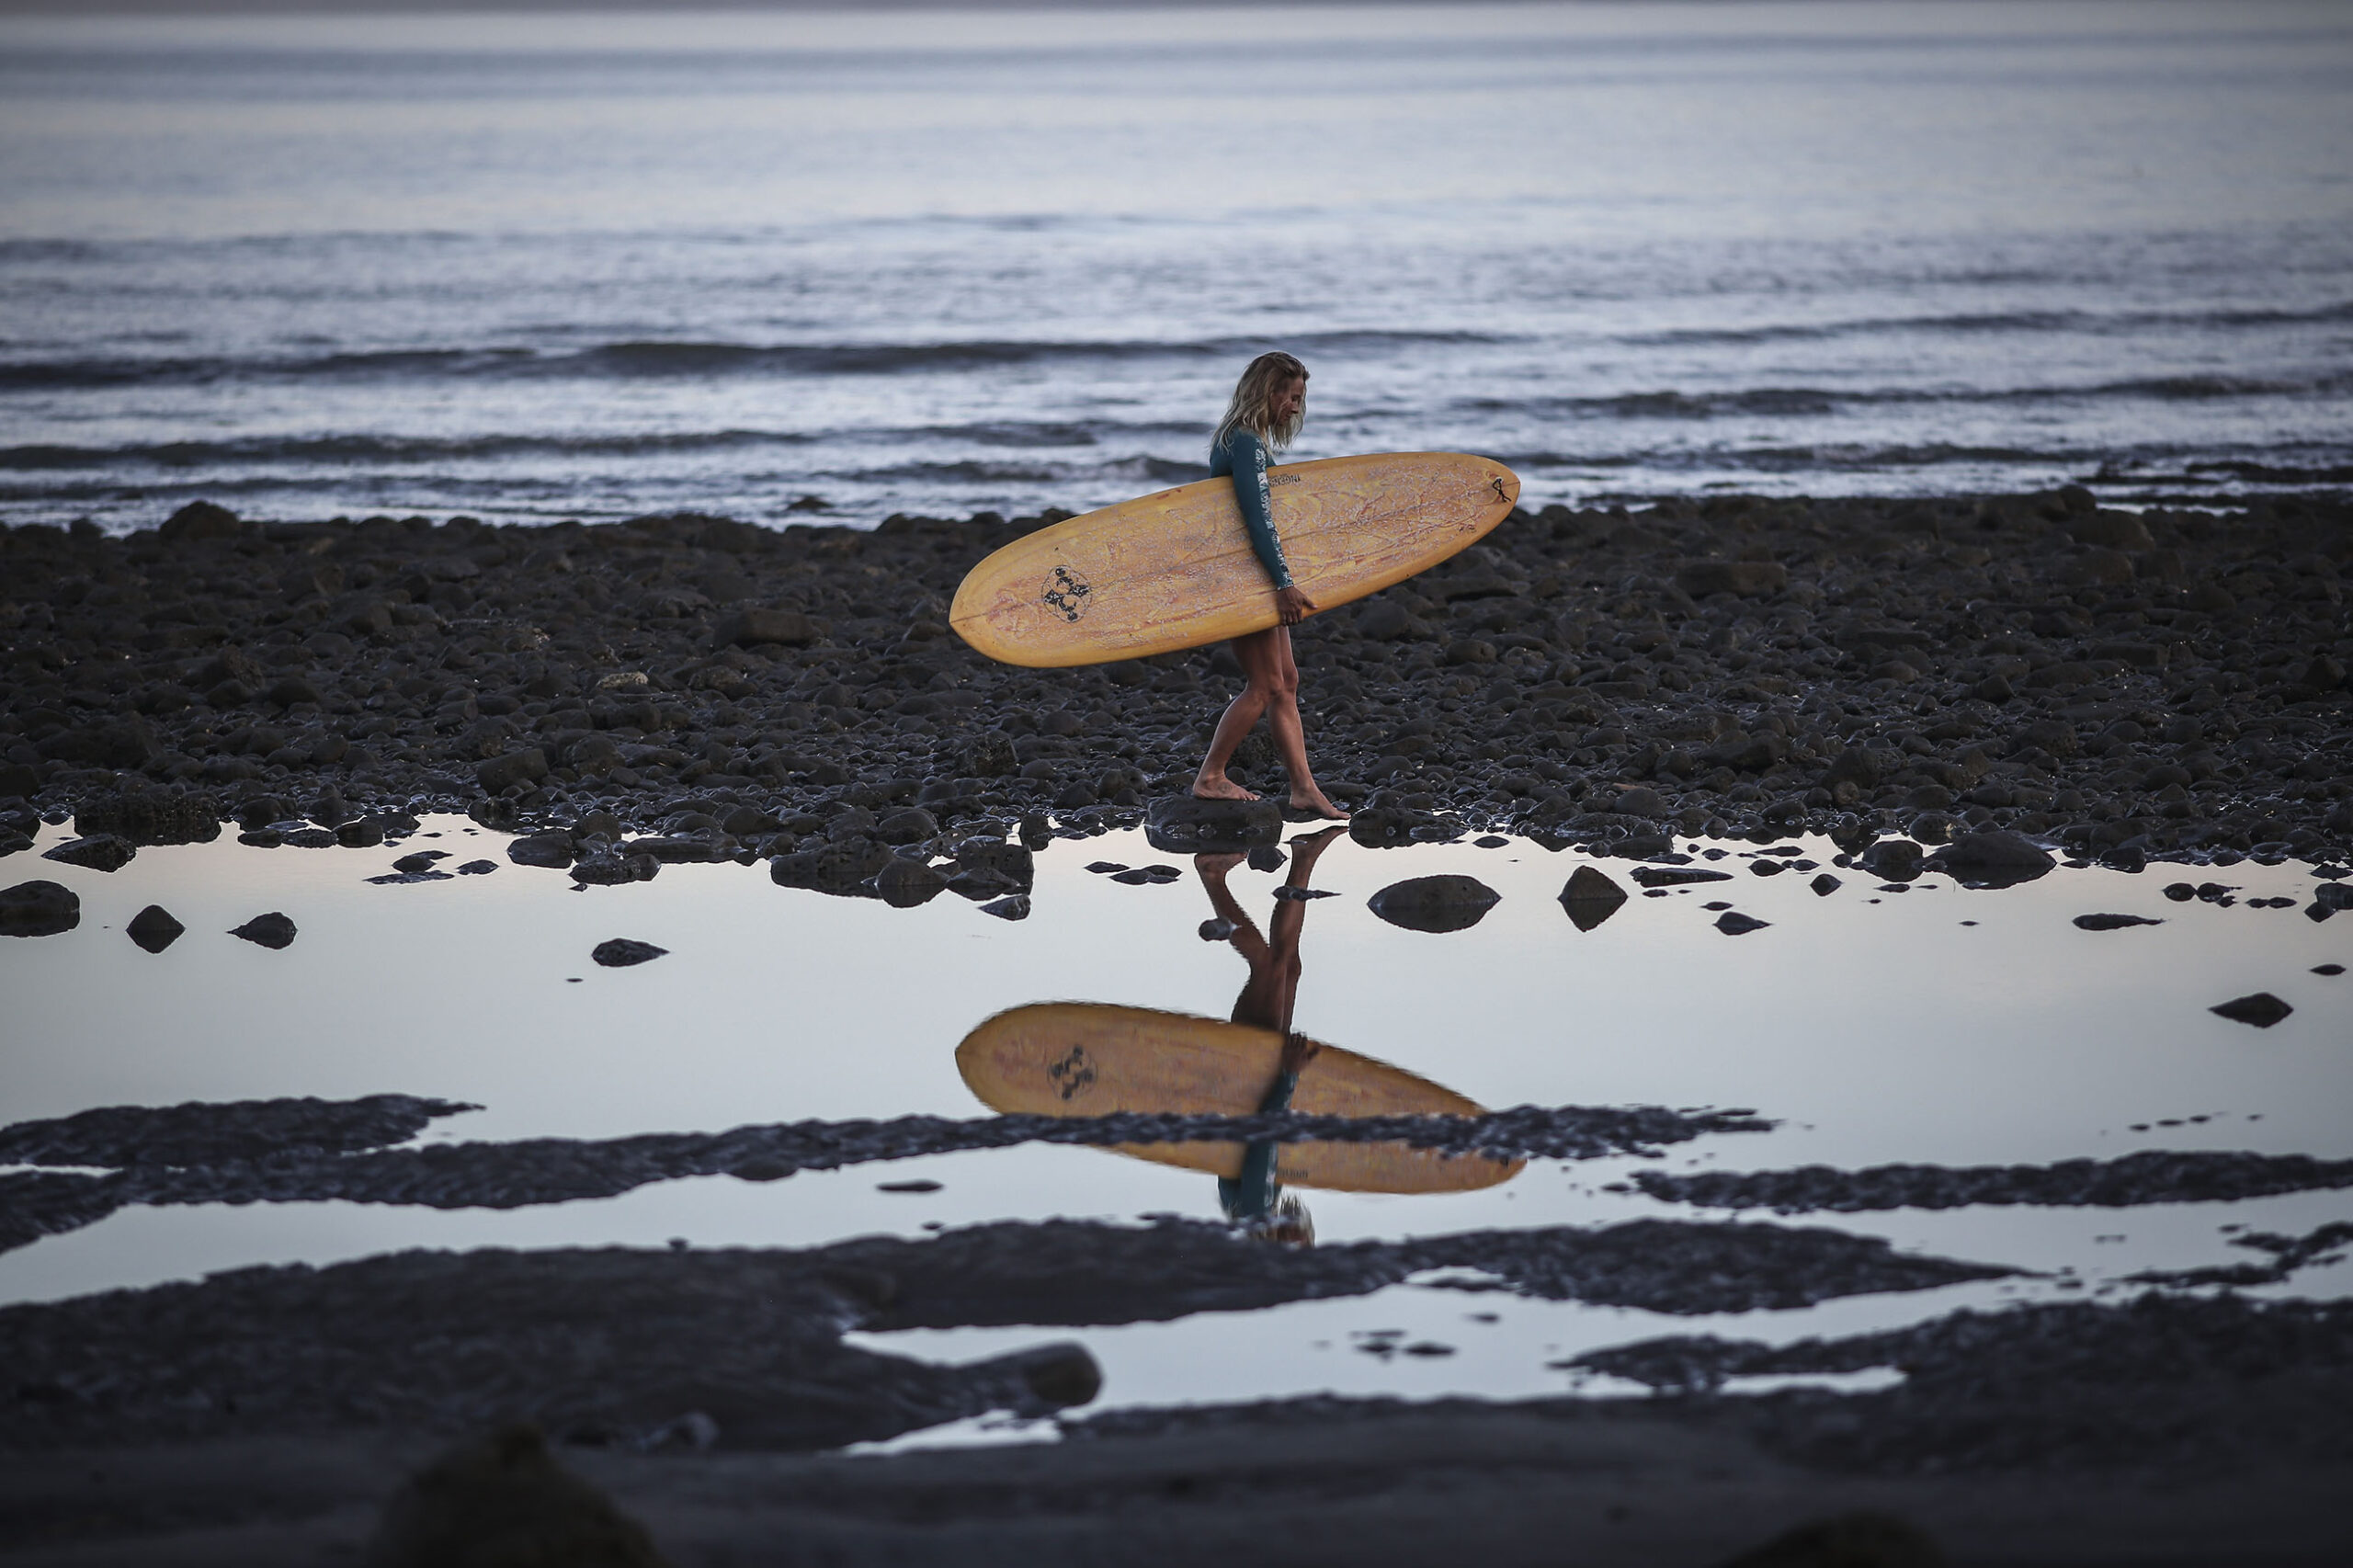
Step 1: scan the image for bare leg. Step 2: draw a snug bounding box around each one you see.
[1193,632,1275,801]
[1254,628,1347,819]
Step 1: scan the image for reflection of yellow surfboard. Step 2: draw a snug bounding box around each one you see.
[949,453,1520,668]
[955,1002,1520,1194]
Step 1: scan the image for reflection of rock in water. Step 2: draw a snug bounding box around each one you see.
[125,903,186,953]
[957,1002,1522,1193]
[1557,866,1627,931]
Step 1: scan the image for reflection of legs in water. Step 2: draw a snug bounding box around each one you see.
[1197,828,1347,1244]
[1198,825,1347,1036]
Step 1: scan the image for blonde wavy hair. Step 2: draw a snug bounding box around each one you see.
[1214,351,1308,454]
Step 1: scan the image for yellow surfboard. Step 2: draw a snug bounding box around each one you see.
[949,452,1520,668]
[956,1001,1521,1194]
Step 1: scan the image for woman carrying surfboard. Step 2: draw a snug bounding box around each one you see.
[1193,353,1349,819]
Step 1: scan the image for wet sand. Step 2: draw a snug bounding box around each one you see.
[6,493,2352,1562]
[3,1226,2349,1564]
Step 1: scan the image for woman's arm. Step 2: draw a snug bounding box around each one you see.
[1223,429,1295,590]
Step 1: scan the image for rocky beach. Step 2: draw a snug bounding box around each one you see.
[6,492,2353,1563]
[7,2,2353,1559]
[5,488,2350,886]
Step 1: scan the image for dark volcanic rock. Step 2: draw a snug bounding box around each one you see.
[876,807,939,846]
[125,904,185,953]
[0,880,78,938]
[768,838,891,896]
[591,938,669,968]
[1369,874,1501,934]
[157,497,244,540]
[1144,794,1283,850]
[1611,786,1670,820]
[335,818,384,848]
[229,911,298,949]
[74,790,221,846]
[948,839,1034,897]
[1859,838,1926,881]
[1631,865,1732,887]
[573,852,660,887]
[506,832,574,869]
[476,748,549,795]
[713,607,820,648]
[980,893,1030,920]
[1558,865,1629,931]
[875,854,949,908]
[2073,913,2162,931]
[1676,560,1788,598]
[1927,830,2056,887]
[1714,911,1770,936]
[41,834,135,873]
[2210,993,2292,1029]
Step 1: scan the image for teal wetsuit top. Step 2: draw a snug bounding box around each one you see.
[1217,1061,1299,1224]
[1209,426,1294,590]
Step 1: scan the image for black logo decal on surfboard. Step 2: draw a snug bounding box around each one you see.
[1491,475,1511,503]
[1047,1044,1097,1101]
[1042,564,1092,622]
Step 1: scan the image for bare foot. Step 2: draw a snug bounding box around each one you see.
[1194,851,1246,878]
[1193,773,1259,801]
[1286,790,1349,821]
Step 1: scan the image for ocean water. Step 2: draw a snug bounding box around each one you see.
[1,1,2349,535]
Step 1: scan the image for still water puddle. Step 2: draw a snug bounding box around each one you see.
[5,812,2349,1431]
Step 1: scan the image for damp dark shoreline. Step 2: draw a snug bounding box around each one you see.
[2,488,2349,885]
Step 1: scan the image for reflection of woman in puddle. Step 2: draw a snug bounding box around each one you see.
[1195,825,1347,1244]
